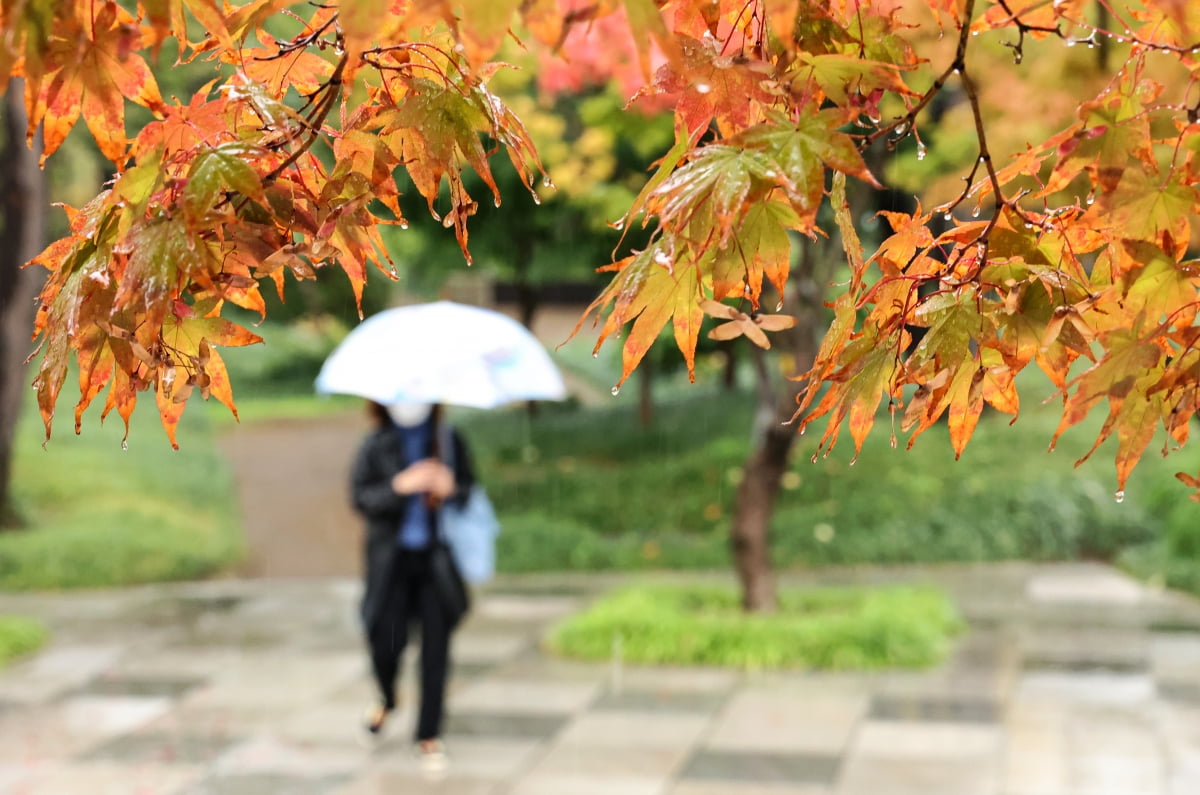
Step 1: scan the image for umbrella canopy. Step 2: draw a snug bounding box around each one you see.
[314,301,568,409]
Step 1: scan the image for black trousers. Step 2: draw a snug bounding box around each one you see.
[367,547,452,741]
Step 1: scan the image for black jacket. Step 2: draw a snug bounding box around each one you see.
[351,424,475,630]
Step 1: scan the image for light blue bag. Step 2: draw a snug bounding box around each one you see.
[438,424,500,584]
[442,485,500,584]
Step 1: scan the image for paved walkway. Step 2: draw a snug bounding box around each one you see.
[1,562,1200,794]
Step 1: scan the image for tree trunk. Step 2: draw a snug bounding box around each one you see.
[729,243,834,612]
[0,80,47,529]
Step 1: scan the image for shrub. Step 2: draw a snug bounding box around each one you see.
[547,583,964,670]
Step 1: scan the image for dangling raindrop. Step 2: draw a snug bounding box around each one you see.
[121,440,128,451]
[494,197,502,208]
[916,143,927,161]
[611,385,621,397]
[1114,490,1125,503]
[890,437,897,449]
[592,352,599,359]
[612,219,626,231]
[543,176,554,188]
[971,206,981,218]
[943,212,953,221]
[776,301,783,312]
[810,453,819,464]
[531,193,541,206]
[399,220,409,230]
[1086,192,1095,206]
[848,456,857,467]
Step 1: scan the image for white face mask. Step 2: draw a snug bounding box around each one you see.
[386,402,433,427]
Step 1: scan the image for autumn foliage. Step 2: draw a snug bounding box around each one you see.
[6,0,1200,496]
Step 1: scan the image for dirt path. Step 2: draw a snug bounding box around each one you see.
[217,411,368,579]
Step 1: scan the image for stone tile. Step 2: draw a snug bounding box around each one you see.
[73,674,206,699]
[445,710,570,740]
[1070,753,1165,793]
[0,645,122,703]
[332,772,499,795]
[1016,671,1156,704]
[0,695,173,764]
[1001,750,1067,793]
[181,653,363,712]
[614,667,740,694]
[280,698,414,747]
[368,737,542,780]
[836,756,1000,795]
[451,678,601,714]
[213,733,368,777]
[706,691,865,755]
[475,595,582,622]
[17,761,203,795]
[62,694,174,736]
[670,783,827,795]
[592,687,727,713]
[509,773,666,795]
[526,744,688,780]
[851,721,1002,758]
[1026,567,1147,605]
[84,730,237,764]
[489,649,609,682]
[680,750,840,786]
[181,772,351,794]
[453,634,531,666]
[555,711,710,750]
[869,694,1000,723]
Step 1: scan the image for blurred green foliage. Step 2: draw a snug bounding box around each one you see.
[547,583,963,669]
[0,616,47,667]
[458,384,1199,577]
[4,393,242,589]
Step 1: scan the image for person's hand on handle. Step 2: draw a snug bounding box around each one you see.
[391,459,455,499]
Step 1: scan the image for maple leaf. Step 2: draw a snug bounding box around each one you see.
[232,33,335,96]
[572,245,703,387]
[796,326,905,459]
[644,35,778,137]
[182,143,268,224]
[735,110,881,226]
[34,0,165,164]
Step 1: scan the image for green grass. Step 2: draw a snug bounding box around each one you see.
[0,616,48,667]
[5,392,243,590]
[547,583,964,670]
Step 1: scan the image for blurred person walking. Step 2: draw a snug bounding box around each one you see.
[351,400,475,771]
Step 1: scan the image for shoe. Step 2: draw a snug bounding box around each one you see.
[418,738,448,777]
[364,704,390,737]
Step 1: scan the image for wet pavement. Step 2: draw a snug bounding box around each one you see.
[2,562,1200,794]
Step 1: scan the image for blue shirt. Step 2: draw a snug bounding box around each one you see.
[394,417,435,549]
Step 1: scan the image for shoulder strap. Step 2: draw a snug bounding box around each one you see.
[437,421,456,473]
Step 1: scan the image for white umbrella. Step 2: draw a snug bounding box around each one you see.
[314,301,568,408]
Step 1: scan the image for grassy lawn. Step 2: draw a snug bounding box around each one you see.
[548,583,963,670]
[5,394,242,590]
[0,616,47,668]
